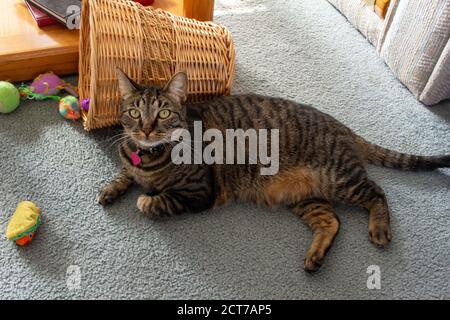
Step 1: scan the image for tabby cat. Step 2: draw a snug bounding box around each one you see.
[97,69,450,272]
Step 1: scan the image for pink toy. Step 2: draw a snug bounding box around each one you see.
[30,72,78,97]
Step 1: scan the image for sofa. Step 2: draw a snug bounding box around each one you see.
[327,0,450,105]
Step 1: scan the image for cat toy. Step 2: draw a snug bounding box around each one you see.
[16,72,81,120]
[59,95,81,120]
[6,201,41,246]
[29,72,78,97]
[18,85,81,120]
[18,72,78,102]
[81,98,90,111]
[1,72,81,120]
[0,81,20,113]
[18,84,61,102]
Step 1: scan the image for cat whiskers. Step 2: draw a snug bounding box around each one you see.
[110,133,131,149]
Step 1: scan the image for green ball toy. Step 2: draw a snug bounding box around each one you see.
[0,81,20,113]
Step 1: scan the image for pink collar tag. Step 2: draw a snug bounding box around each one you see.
[131,151,142,166]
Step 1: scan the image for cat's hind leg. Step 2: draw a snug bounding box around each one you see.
[292,199,340,272]
[342,179,392,248]
[97,168,134,206]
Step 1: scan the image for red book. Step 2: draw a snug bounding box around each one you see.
[24,0,57,28]
[25,0,153,29]
[134,0,155,5]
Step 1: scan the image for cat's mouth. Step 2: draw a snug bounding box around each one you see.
[136,139,173,153]
[138,140,160,149]
[134,129,183,151]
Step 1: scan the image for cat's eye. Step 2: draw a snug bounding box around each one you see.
[158,109,171,119]
[128,108,141,119]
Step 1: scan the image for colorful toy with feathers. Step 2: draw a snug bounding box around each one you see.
[14,72,82,120]
[18,72,78,101]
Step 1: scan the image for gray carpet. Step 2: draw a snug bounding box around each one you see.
[1,0,449,299]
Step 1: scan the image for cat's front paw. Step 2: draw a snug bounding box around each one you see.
[96,185,119,206]
[137,194,156,217]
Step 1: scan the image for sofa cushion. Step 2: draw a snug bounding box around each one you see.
[327,0,383,45]
[379,0,450,105]
[419,40,450,105]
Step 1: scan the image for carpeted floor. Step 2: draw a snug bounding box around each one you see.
[1,0,449,299]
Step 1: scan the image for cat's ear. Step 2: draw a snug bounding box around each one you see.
[116,68,140,98]
[164,72,187,104]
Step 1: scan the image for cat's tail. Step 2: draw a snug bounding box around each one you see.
[355,136,450,170]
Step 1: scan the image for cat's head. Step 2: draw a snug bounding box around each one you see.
[116,68,188,150]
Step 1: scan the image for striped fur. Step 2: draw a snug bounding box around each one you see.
[97,70,449,272]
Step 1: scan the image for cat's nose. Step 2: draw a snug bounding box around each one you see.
[142,128,152,137]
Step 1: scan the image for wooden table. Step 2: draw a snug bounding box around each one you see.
[0,0,214,82]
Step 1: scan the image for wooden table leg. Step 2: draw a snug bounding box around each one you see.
[183,0,215,21]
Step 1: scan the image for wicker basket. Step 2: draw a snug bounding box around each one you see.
[78,0,235,130]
